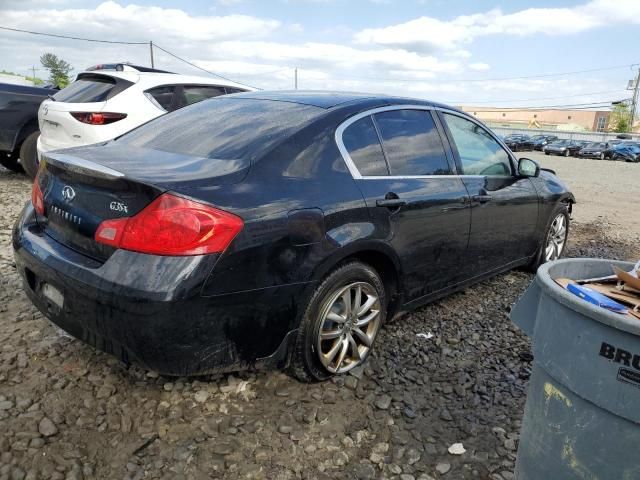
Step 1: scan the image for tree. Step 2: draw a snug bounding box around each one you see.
[608,103,631,133]
[40,53,72,88]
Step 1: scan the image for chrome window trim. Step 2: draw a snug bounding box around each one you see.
[336,104,454,180]
[334,104,516,180]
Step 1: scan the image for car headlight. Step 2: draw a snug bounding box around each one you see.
[594,151,600,154]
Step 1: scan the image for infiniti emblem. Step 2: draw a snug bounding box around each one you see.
[62,185,76,202]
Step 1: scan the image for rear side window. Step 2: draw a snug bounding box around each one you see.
[53,75,128,103]
[118,97,322,161]
[342,116,388,176]
[183,85,226,105]
[225,87,246,94]
[443,113,512,176]
[145,86,175,111]
[373,109,450,176]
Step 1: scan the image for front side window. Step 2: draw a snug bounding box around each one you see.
[342,116,388,176]
[373,109,451,176]
[443,113,512,176]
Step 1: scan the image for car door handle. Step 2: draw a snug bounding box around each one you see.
[376,199,407,208]
[472,194,492,204]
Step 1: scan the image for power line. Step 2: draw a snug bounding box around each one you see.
[446,89,629,105]
[0,25,147,44]
[0,25,262,90]
[152,43,261,90]
[330,63,639,84]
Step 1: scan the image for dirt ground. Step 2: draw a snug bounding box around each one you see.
[0,158,638,480]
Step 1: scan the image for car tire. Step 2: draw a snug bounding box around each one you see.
[20,132,40,179]
[0,151,24,173]
[545,151,550,155]
[289,261,386,382]
[564,149,570,157]
[526,203,570,272]
[599,152,605,161]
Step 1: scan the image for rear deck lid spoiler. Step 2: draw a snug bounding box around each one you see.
[43,153,125,180]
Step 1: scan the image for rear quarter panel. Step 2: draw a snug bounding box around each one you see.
[0,87,49,152]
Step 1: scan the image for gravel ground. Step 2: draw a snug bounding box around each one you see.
[0,164,638,480]
[526,151,640,240]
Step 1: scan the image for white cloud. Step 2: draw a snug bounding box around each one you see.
[2,1,281,42]
[469,62,490,71]
[354,0,640,52]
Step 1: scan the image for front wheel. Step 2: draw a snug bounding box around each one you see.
[527,205,570,272]
[289,262,386,382]
[564,149,570,157]
[20,131,40,179]
[599,152,605,160]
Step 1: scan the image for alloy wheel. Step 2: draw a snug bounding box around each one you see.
[544,213,567,262]
[316,282,381,374]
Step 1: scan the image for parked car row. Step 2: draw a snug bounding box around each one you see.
[499,133,639,162]
[1,63,252,178]
[544,139,640,162]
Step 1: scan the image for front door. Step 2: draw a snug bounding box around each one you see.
[439,111,540,275]
[339,108,471,301]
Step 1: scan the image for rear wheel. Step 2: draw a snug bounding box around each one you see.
[527,204,570,272]
[0,151,24,173]
[289,262,386,382]
[20,131,40,179]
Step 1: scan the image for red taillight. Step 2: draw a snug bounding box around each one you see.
[32,177,45,215]
[70,112,127,125]
[94,193,243,256]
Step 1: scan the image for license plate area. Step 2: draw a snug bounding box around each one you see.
[41,283,64,309]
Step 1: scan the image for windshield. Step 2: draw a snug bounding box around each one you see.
[118,97,322,161]
[587,142,606,148]
[551,140,570,145]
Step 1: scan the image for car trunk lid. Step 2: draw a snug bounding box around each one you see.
[37,145,250,261]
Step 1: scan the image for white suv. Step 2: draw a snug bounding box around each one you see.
[29,63,251,178]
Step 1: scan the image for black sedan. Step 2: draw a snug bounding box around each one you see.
[543,139,583,157]
[579,142,610,160]
[13,91,575,380]
[523,134,558,151]
[504,134,531,151]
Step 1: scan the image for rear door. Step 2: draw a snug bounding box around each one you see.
[438,111,539,274]
[338,107,471,301]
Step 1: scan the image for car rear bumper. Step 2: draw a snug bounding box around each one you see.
[12,204,304,375]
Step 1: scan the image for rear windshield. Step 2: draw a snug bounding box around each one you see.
[53,74,121,103]
[118,97,322,160]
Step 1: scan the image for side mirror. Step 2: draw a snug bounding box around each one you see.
[518,157,540,177]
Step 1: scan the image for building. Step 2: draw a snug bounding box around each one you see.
[459,106,611,132]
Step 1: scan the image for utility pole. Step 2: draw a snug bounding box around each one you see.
[294,68,298,90]
[629,67,640,131]
[149,41,155,68]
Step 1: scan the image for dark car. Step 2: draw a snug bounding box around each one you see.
[543,139,583,157]
[579,142,610,160]
[523,134,558,151]
[570,140,590,157]
[609,143,640,162]
[0,82,57,174]
[13,91,575,380]
[503,134,531,151]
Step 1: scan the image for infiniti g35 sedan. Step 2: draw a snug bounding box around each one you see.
[13,91,575,381]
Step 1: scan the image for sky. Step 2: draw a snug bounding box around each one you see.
[0,0,639,108]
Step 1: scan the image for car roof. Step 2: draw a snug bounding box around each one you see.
[227,90,461,111]
[77,70,254,91]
